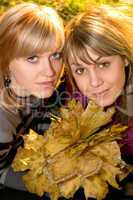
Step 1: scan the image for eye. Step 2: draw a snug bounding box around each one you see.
[75,68,85,75]
[97,62,110,69]
[27,55,39,63]
[51,52,62,60]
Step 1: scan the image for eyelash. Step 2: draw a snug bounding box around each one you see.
[75,68,85,75]
[51,52,62,60]
[27,52,62,63]
[27,56,38,63]
[74,62,110,75]
[97,62,110,68]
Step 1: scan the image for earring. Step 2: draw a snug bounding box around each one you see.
[4,76,11,88]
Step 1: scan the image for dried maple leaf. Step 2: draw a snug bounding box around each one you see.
[12,100,131,200]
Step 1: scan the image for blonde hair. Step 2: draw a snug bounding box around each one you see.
[0,2,64,89]
[64,5,133,90]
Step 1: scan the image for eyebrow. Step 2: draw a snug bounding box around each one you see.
[70,54,113,67]
[70,63,83,68]
[70,55,103,67]
[86,53,102,64]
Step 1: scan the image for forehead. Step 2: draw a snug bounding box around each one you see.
[69,46,102,65]
[14,32,64,59]
[38,44,63,56]
[83,46,102,61]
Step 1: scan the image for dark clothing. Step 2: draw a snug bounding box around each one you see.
[0,84,65,190]
[0,83,132,200]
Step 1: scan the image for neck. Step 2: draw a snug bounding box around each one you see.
[7,87,39,107]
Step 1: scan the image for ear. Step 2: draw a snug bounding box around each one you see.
[124,58,129,67]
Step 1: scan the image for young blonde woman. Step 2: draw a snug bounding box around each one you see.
[0,2,64,196]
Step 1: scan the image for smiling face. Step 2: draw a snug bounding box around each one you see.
[70,47,126,107]
[9,46,63,98]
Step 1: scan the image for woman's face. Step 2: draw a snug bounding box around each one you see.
[70,47,127,107]
[9,45,63,98]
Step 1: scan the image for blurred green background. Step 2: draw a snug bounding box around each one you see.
[0,0,132,21]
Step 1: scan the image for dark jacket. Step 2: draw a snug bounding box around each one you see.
[0,84,65,190]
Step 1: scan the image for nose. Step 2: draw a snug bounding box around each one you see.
[89,68,103,88]
[41,59,55,77]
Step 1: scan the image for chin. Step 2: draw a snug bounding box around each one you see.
[96,98,115,107]
[31,90,54,99]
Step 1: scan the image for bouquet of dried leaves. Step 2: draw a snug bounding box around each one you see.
[12,100,131,200]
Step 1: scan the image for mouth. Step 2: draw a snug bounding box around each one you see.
[36,80,56,87]
[92,89,110,97]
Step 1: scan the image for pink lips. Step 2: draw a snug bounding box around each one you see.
[36,80,55,87]
[93,89,110,96]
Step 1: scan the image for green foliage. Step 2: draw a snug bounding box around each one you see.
[0,0,132,21]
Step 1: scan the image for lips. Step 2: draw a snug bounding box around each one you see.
[36,80,56,87]
[92,89,110,96]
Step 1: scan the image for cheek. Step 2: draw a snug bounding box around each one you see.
[53,60,63,74]
[73,75,87,92]
[55,66,62,75]
[110,67,125,88]
[100,65,125,85]
[13,68,35,85]
[72,74,80,86]
[116,69,125,92]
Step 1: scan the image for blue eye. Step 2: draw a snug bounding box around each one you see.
[51,52,62,60]
[27,55,39,63]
